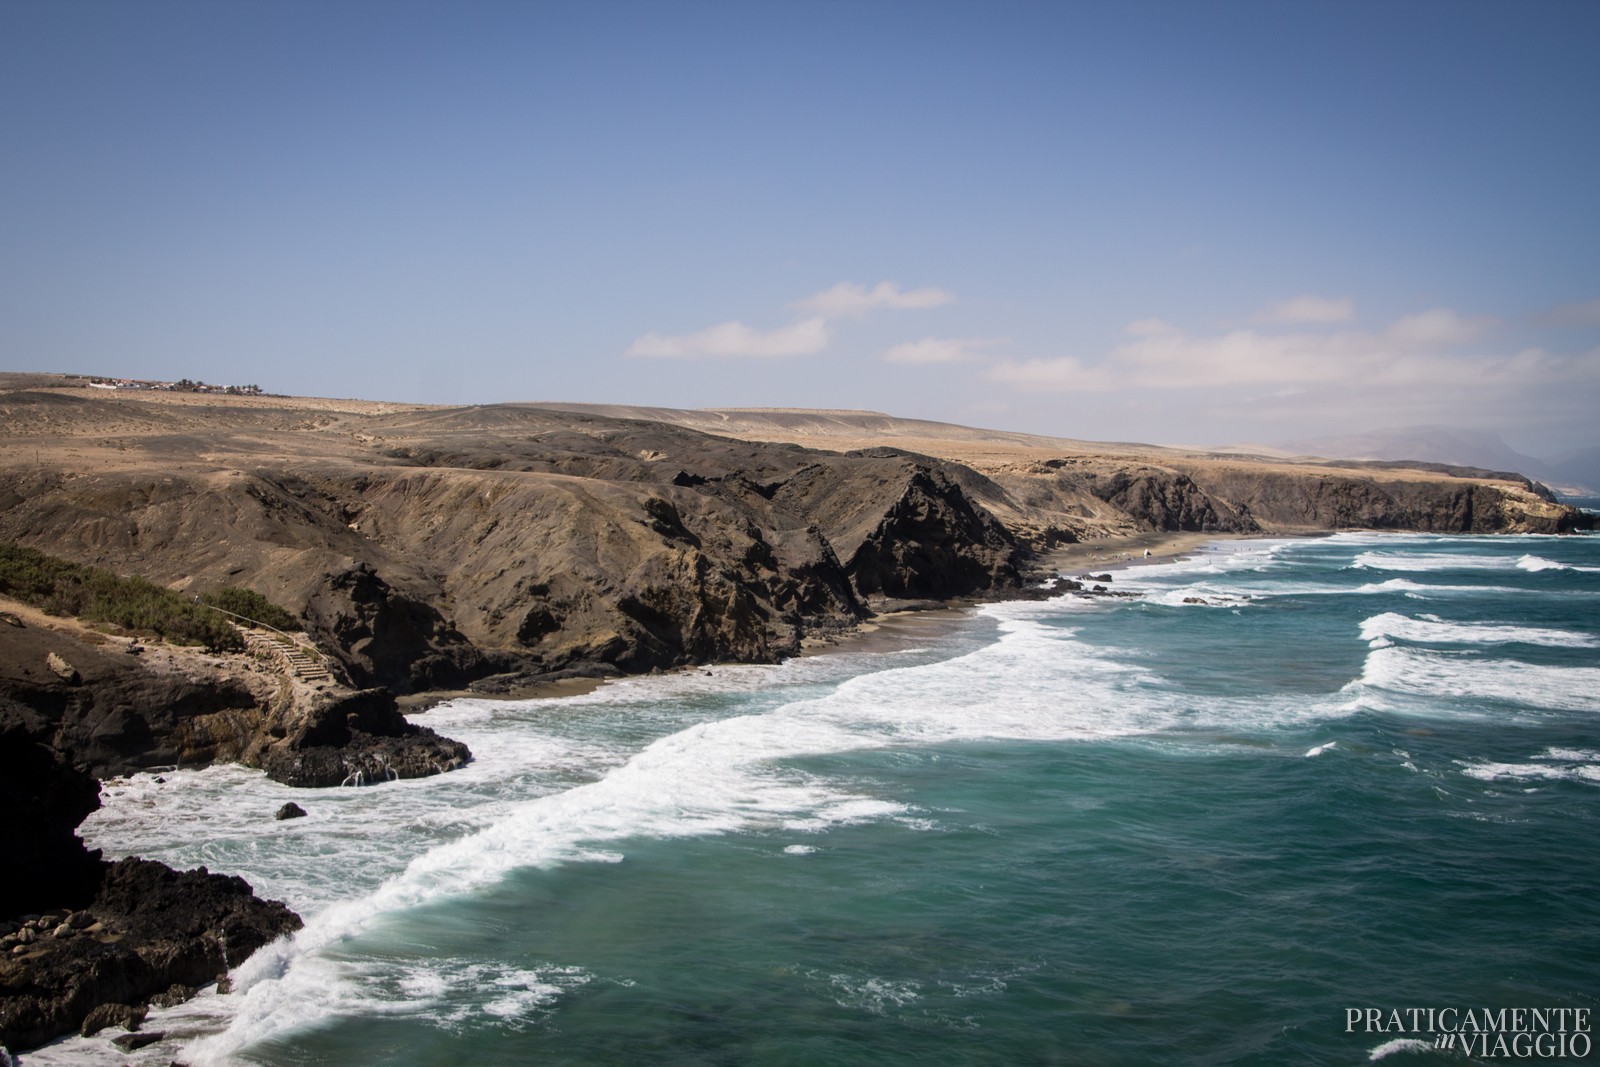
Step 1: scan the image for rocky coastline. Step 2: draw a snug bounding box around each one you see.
[1,378,1592,1056]
[0,604,468,1054]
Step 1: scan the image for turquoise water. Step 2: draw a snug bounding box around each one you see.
[59,532,1600,1066]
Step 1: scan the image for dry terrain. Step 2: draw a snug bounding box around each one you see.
[1,374,1586,697]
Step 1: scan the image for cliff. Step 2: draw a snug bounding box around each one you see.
[0,383,1589,700]
[0,603,470,789]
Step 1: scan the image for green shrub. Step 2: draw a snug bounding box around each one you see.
[0,541,252,652]
[200,586,300,632]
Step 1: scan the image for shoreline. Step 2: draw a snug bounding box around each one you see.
[1042,529,1259,575]
[402,529,1265,714]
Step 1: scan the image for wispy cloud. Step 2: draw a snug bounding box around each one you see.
[985,308,1537,395]
[884,336,1006,365]
[625,316,832,359]
[1253,294,1355,324]
[793,281,954,318]
[1384,308,1491,347]
[626,279,953,359]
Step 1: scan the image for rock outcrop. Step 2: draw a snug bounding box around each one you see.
[0,696,301,1053]
[0,613,469,789]
[0,698,103,921]
[1169,462,1587,534]
[0,856,301,1052]
[253,686,469,787]
[1077,465,1259,534]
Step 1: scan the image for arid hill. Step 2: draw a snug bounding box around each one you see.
[1,376,1588,697]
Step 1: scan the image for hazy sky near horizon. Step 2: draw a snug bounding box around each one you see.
[3,0,1598,456]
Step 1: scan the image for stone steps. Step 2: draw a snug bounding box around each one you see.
[240,629,334,682]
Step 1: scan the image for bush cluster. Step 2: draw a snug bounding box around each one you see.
[0,542,298,652]
[198,586,301,632]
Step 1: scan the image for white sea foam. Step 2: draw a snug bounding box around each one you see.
[1517,554,1600,573]
[1091,539,1298,581]
[1352,548,1600,576]
[1368,1036,1435,1060]
[820,972,922,1013]
[186,709,904,1061]
[1539,747,1600,761]
[1092,539,1305,604]
[1357,647,1600,714]
[402,959,590,1029]
[1352,550,1517,573]
[1459,760,1600,785]
[1359,611,1598,649]
[1352,577,1524,597]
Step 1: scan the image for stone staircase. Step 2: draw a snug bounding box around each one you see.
[241,629,334,683]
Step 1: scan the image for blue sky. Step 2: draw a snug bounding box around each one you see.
[3,0,1597,455]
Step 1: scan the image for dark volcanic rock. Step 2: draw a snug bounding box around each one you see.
[842,463,1024,600]
[274,802,307,821]
[255,687,470,787]
[0,855,300,1052]
[1,689,304,1053]
[304,562,489,693]
[0,698,104,920]
[1082,467,1259,533]
[771,455,1025,602]
[1176,465,1597,534]
[0,621,472,791]
[112,1029,165,1051]
[78,1001,144,1036]
[0,623,261,781]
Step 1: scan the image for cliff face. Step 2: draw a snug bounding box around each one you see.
[0,387,1591,702]
[1170,462,1586,534]
[0,612,469,789]
[0,397,1032,694]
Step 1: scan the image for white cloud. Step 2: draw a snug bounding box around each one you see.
[986,356,1116,392]
[625,316,832,359]
[1384,307,1492,347]
[1254,294,1356,324]
[793,281,954,318]
[984,308,1576,396]
[884,336,1006,365]
[625,279,954,360]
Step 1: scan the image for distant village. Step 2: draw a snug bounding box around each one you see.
[73,374,266,396]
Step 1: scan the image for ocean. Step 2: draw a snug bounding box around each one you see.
[38,529,1600,1066]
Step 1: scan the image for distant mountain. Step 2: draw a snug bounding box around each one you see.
[1275,426,1599,496]
[1544,446,1600,498]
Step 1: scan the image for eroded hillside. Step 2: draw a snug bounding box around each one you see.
[1,380,1587,695]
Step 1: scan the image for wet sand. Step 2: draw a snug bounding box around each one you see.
[1043,530,1257,574]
